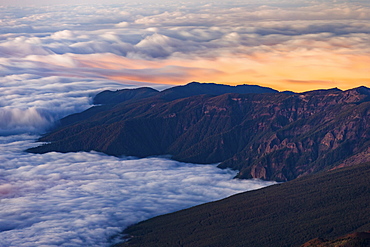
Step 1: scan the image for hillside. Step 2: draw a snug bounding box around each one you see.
[115,163,370,247]
[28,83,370,181]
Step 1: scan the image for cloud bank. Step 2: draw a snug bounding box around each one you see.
[1,1,370,92]
[0,136,276,247]
[0,74,152,135]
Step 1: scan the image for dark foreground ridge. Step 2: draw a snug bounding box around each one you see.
[28,82,370,181]
[115,163,370,247]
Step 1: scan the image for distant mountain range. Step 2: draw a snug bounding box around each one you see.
[28,82,370,181]
[116,162,370,247]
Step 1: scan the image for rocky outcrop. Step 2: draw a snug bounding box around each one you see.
[28,83,370,181]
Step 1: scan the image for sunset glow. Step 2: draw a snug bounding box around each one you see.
[1,0,369,92]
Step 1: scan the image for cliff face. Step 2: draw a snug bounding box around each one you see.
[219,87,370,181]
[28,83,370,181]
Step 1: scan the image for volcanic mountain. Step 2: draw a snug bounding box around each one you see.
[28,82,370,181]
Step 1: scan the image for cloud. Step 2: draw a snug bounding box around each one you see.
[0,74,133,135]
[115,21,129,28]
[1,1,369,92]
[50,30,75,40]
[0,36,52,58]
[0,136,276,247]
[0,107,53,135]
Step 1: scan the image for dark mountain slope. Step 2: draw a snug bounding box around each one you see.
[158,81,279,101]
[93,87,159,105]
[116,163,370,247]
[94,81,278,105]
[28,83,370,181]
[57,82,277,129]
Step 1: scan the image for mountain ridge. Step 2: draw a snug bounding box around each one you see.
[27,82,370,181]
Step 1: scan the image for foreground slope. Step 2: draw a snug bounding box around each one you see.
[116,163,370,247]
[28,83,370,181]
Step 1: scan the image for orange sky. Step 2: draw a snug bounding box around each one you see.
[73,50,370,92]
[7,1,370,93]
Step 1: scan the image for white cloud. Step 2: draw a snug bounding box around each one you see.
[0,74,130,135]
[0,136,276,247]
[0,107,52,135]
[50,30,75,40]
[115,21,129,28]
[1,2,370,69]
[0,36,52,58]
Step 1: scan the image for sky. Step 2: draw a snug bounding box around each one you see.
[1,0,369,92]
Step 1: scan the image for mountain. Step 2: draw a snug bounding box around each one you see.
[43,82,278,129]
[93,87,159,105]
[115,163,370,247]
[156,82,279,101]
[94,82,278,104]
[27,83,370,181]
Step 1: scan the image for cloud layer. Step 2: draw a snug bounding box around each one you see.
[0,136,276,247]
[1,1,370,92]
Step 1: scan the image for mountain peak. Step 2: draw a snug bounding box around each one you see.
[346,85,370,95]
[93,87,159,105]
[158,82,279,101]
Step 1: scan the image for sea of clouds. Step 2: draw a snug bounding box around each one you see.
[1,1,369,246]
[0,137,276,246]
[1,1,370,90]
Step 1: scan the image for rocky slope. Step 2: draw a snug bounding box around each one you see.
[28,82,370,181]
[115,163,370,247]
